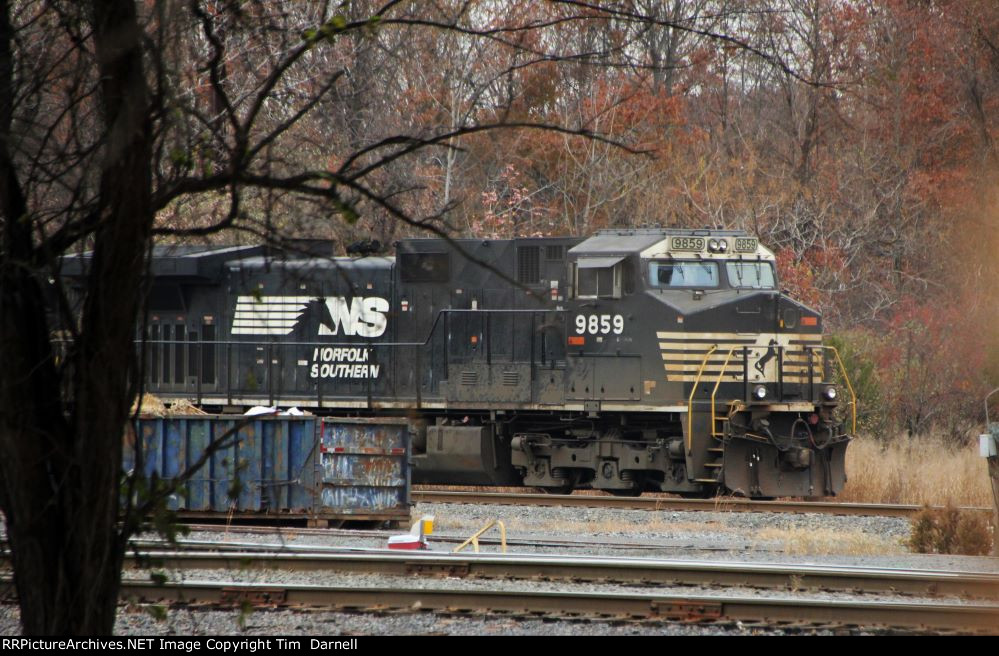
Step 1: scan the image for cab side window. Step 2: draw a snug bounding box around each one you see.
[574,259,621,298]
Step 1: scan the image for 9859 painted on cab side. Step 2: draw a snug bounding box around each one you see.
[83,228,853,498]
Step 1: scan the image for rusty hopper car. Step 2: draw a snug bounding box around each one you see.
[64,228,854,498]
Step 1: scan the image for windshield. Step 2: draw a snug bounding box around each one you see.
[726,261,776,289]
[647,261,719,288]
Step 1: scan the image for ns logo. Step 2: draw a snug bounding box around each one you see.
[318,297,388,337]
[231,295,389,337]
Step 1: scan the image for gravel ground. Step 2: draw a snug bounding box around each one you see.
[136,501,999,572]
[0,604,891,636]
[115,564,988,606]
[2,501,997,635]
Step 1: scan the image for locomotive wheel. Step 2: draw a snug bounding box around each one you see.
[607,487,643,497]
[534,484,574,495]
[532,467,580,495]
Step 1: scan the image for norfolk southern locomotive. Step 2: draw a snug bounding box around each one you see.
[66,229,853,498]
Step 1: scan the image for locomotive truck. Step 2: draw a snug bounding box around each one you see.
[62,228,854,498]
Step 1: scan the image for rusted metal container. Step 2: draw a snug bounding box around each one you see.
[125,415,410,525]
[319,417,410,515]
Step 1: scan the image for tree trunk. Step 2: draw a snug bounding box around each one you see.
[0,0,153,634]
[989,457,999,557]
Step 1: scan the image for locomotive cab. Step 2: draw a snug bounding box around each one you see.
[523,228,852,497]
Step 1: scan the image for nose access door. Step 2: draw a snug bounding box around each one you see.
[738,292,784,402]
[776,296,822,400]
[750,292,783,394]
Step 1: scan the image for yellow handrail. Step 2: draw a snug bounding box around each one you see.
[822,345,857,435]
[453,519,507,554]
[709,347,740,437]
[686,343,857,453]
[686,344,718,454]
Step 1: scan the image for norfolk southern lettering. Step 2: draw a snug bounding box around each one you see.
[311,346,381,379]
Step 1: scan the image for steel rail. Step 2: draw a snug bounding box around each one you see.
[139,531,770,554]
[120,550,999,601]
[412,490,993,518]
[109,578,999,632]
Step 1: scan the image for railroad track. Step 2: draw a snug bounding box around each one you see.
[172,525,773,554]
[4,546,996,632]
[110,577,999,633]
[412,490,993,518]
[120,549,999,602]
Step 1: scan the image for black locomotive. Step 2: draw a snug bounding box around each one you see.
[64,228,853,498]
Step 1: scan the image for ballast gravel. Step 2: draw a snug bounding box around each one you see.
[1,499,996,635]
[0,604,883,636]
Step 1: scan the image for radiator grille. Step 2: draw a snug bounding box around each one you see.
[517,246,540,284]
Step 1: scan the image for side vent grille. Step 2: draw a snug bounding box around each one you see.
[502,371,520,386]
[517,246,540,284]
[460,371,478,386]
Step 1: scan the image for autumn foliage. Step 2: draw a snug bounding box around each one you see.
[14,0,999,636]
[140,0,999,439]
[92,1,999,436]
[356,0,999,440]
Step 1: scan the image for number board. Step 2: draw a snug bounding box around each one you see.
[670,236,704,252]
[734,237,758,253]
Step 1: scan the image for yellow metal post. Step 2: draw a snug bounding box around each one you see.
[453,519,507,554]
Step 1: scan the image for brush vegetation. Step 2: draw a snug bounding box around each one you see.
[907,505,993,556]
[838,434,994,507]
[836,434,995,555]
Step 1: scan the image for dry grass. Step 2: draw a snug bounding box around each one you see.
[837,434,994,507]
[757,527,905,556]
[130,393,167,417]
[129,394,208,417]
[165,398,208,415]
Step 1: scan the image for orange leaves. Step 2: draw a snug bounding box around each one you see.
[475,163,553,238]
[869,296,991,436]
[775,249,825,311]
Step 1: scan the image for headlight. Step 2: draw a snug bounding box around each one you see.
[708,238,720,252]
[718,240,728,252]
[753,384,767,400]
[823,386,837,401]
